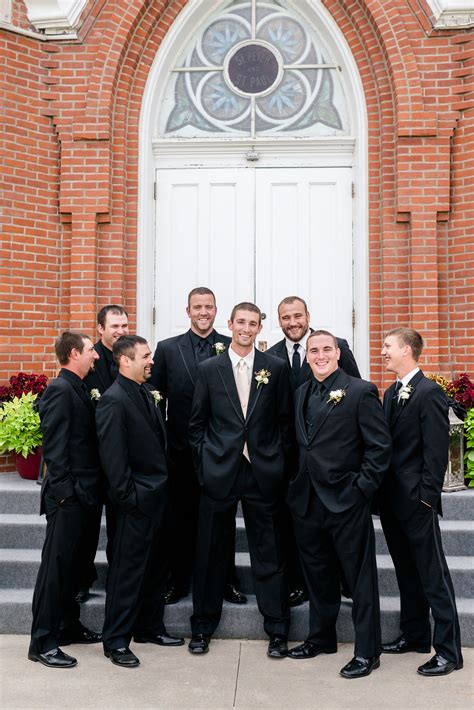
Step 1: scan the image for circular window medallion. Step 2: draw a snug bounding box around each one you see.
[224,40,283,98]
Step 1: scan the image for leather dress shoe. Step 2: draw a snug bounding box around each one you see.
[288,641,337,659]
[164,587,186,605]
[224,583,247,604]
[417,654,463,676]
[59,623,102,645]
[382,635,431,654]
[134,633,184,646]
[28,647,77,668]
[340,655,380,678]
[288,589,308,607]
[188,634,210,654]
[75,587,90,604]
[104,647,140,667]
[267,636,288,658]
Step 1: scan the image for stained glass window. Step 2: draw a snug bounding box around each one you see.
[158,0,349,138]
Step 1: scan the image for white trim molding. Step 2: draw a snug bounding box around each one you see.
[427,0,474,28]
[24,0,86,34]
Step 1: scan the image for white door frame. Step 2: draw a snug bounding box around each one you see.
[138,0,369,375]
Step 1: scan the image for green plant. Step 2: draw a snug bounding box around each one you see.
[464,409,474,488]
[0,392,42,458]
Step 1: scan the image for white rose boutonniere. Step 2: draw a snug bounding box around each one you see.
[90,389,101,401]
[327,389,346,405]
[213,342,226,356]
[150,390,163,407]
[399,384,413,404]
[255,369,271,388]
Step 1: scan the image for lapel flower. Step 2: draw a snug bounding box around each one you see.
[255,369,271,388]
[213,342,226,356]
[399,384,413,404]
[90,388,101,401]
[150,390,163,407]
[327,389,346,405]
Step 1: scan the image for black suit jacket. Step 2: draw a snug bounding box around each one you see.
[267,333,360,391]
[189,349,295,501]
[83,341,115,395]
[150,329,231,451]
[38,369,102,511]
[379,370,449,520]
[289,369,391,516]
[95,374,168,516]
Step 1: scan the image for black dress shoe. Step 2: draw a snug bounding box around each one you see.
[417,654,463,676]
[288,589,308,607]
[134,633,184,646]
[75,587,90,604]
[382,635,431,654]
[164,587,186,605]
[340,656,380,678]
[288,641,337,659]
[59,623,102,645]
[28,647,77,668]
[104,647,140,667]
[267,636,288,658]
[188,634,210,654]
[224,583,248,604]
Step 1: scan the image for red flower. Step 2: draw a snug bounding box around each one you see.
[448,373,474,411]
[0,372,49,402]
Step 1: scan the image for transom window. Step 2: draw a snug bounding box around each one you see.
[158,0,350,138]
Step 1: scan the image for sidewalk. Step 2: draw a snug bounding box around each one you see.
[1,636,472,709]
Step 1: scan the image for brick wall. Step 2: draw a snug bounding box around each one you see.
[1,0,472,472]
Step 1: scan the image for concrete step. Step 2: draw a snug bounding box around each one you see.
[1,514,473,559]
[1,588,473,645]
[1,473,473,519]
[1,549,473,598]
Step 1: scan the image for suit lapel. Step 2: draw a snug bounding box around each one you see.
[295,380,311,445]
[384,382,396,422]
[118,379,163,443]
[308,370,350,444]
[177,331,197,387]
[61,371,95,415]
[245,349,265,422]
[391,369,424,428]
[216,354,245,422]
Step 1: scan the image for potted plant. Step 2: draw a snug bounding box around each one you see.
[0,373,48,480]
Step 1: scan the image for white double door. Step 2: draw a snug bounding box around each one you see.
[154,165,353,349]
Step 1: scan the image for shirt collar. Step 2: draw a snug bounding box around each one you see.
[399,367,420,389]
[189,329,216,348]
[285,330,310,361]
[228,345,255,371]
[311,368,340,393]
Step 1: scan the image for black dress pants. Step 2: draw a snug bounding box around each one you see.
[102,505,168,651]
[191,458,289,639]
[30,494,90,653]
[380,503,462,663]
[292,486,381,657]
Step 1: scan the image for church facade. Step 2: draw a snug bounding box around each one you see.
[1,0,473,469]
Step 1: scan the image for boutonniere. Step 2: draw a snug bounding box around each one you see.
[255,369,271,388]
[90,388,101,401]
[327,389,346,405]
[213,342,226,356]
[399,384,413,404]
[150,390,163,407]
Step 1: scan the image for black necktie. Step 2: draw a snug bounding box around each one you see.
[292,344,301,378]
[305,381,323,434]
[140,386,153,419]
[391,381,402,422]
[196,339,210,363]
[393,381,402,400]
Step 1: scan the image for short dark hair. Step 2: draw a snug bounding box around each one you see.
[97,305,128,328]
[386,327,424,361]
[112,335,148,365]
[229,302,262,324]
[307,329,338,349]
[55,331,90,365]
[187,287,216,307]
[277,296,309,315]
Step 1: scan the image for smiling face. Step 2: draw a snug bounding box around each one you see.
[381,334,414,378]
[98,311,129,350]
[278,300,310,343]
[228,309,262,356]
[306,334,340,382]
[121,342,154,384]
[73,337,100,379]
[186,293,217,337]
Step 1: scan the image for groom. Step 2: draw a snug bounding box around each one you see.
[188,302,295,657]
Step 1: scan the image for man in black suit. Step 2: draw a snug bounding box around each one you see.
[78,304,129,602]
[95,335,183,667]
[188,302,294,658]
[150,287,245,605]
[29,332,103,668]
[378,327,463,676]
[287,330,391,678]
[268,296,360,606]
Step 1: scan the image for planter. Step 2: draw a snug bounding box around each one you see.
[14,448,42,480]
